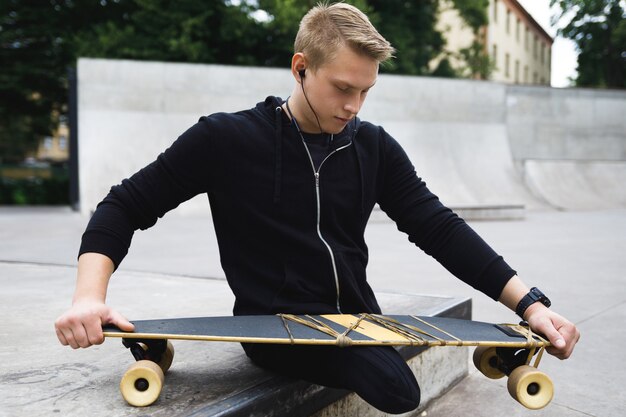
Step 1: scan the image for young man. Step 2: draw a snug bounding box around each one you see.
[55,3,579,414]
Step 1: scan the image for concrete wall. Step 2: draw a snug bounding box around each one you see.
[506,86,626,161]
[505,86,626,210]
[77,58,626,215]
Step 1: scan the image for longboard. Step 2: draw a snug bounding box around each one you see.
[103,313,553,409]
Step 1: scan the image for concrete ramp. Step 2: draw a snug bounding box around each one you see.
[523,160,626,210]
[384,121,545,211]
[77,59,625,217]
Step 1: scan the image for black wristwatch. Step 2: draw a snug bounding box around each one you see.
[515,287,551,319]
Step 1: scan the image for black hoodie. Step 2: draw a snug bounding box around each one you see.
[80,96,516,315]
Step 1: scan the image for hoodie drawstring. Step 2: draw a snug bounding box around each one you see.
[350,119,365,216]
[274,106,283,204]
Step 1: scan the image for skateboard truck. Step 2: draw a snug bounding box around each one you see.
[494,346,536,375]
[122,338,167,364]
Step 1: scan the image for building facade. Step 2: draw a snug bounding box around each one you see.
[33,117,69,163]
[436,0,553,85]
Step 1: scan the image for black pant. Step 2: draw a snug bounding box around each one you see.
[243,344,421,414]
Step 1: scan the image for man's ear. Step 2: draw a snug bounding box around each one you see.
[291,52,307,82]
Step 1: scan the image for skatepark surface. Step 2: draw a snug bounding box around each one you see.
[1,205,625,416]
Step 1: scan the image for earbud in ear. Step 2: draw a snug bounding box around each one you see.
[298,68,306,79]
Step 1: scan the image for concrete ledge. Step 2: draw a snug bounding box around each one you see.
[186,294,471,417]
[451,205,525,221]
[369,204,525,222]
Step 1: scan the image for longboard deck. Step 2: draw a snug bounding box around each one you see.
[103,314,549,348]
[106,314,555,409]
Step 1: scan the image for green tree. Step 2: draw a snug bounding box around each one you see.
[0,0,135,164]
[433,0,495,80]
[457,39,495,79]
[0,1,265,165]
[448,0,494,79]
[1,3,67,163]
[551,0,625,88]
[366,0,444,75]
[451,0,489,29]
[72,0,265,65]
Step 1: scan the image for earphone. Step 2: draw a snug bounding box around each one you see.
[297,67,325,134]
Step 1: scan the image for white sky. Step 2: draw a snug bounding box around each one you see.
[516,0,578,87]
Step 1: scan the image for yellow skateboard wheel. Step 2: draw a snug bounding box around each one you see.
[120,360,165,407]
[507,365,554,409]
[473,346,505,379]
[158,341,175,373]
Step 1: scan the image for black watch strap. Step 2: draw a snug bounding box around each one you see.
[515,287,551,319]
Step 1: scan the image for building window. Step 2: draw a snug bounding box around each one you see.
[541,43,545,64]
[516,18,520,42]
[533,35,538,59]
[493,0,498,23]
[492,44,498,67]
[525,27,529,50]
[547,47,551,70]
[515,60,520,83]
[533,72,538,84]
[524,66,528,83]
[505,53,510,78]
[59,135,67,150]
[506,10,511,34]
[44,137,53,150]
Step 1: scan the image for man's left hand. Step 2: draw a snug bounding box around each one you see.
[524,303,580,359]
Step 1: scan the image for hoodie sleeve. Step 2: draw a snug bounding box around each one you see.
[79,118,215,269]
[376,127,516,300]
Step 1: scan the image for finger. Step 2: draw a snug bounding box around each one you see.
[553,322,580,359]
[71,322,93,349]
[83,315,105,346]
[61,325,81,349]
[537,319,567,351]
[55,317,82,349]
[108,310,135,332]
[55,326,69,346]
[546,345,568,359]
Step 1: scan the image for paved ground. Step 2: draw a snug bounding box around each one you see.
[1,206,625,416]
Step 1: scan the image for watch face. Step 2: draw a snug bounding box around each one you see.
[531,288,551,307]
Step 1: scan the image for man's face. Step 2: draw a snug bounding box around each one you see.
[298,45,379,134]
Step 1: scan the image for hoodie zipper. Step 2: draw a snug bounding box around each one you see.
[301,139,352,313]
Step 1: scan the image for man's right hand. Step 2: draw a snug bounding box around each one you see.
[54,300,135,349]
[55,252,133,348]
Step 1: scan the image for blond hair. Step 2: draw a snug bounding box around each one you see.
[294,2,395,70]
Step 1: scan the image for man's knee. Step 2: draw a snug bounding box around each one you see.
[353,377,420,414]
[364,365,420,414]
[391,378,421,414]
[350,347,421,414]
